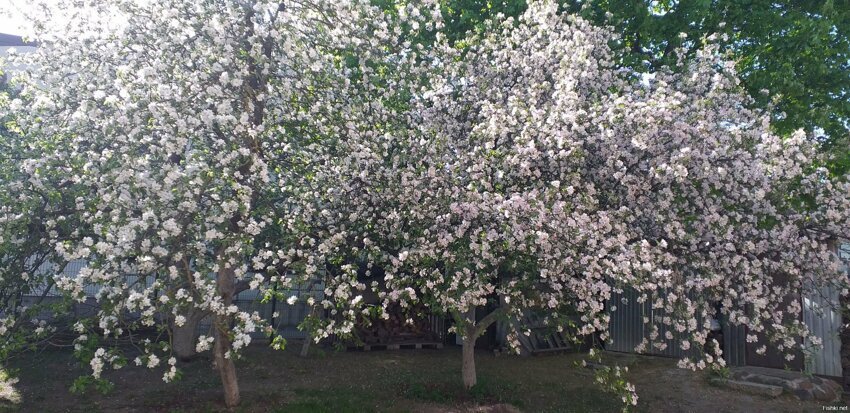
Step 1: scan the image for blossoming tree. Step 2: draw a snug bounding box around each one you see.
[3,0,849,408]
[300,0,850,395]
[1,0,423,407]
[0,80,83,362]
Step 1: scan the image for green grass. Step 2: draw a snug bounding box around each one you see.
[275,388,381,413]
[0,345,837,413]
[0,346,619,413]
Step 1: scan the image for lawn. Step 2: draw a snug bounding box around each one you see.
[0,343,842,412]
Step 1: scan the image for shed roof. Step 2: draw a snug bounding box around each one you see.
[0,33,35,47]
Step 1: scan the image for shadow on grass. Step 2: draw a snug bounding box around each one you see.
[5,346,627,413]
[358,363,618,413]
[274,388,379,413]
[401,375,525,407]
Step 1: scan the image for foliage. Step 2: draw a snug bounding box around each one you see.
[298,0,850,401]
[0,55,78,367]
[0,0,849,410]
[0,0,422,406]
[397,0,850,173]
[565,0,850,147]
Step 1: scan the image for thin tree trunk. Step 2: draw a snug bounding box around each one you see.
[214,263,240,408]
[461,334,477,389]
[458,307,478,389]
[455,305,508,390]
[300,306,317,357]
[173,307,208,361]
[300,337,312,357]
[173,280,249,362]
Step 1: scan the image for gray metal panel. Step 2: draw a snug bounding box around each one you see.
[803,282,843,377]
[607,287,640,353]
[24,255,325,340]
[800,243,850,378]
[200,280,325,339]
[30,259,88,296]
[607,287,711,361]
[0,33,35,46]
[722,321,747,367]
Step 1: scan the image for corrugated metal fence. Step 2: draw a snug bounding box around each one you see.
[802,243,850,377]
[23,259,321,339]
[198,282,324,339]
[607,288,701,360]
[609,275,845,377]
[803,283,842,377]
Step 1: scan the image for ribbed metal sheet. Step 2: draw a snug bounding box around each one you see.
[25,257,324,338]
[607,287,700,359]
[609,279,841,374]
[803,284,842,377]
[722,321,747,367]
[30,259,89,296]
[607,287,645,353]
[801,243,847,378]
[199,281,325,339]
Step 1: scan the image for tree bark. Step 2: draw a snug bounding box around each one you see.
[461,333,477,389]
[173,280,250,361]
[173,307,208,361]
[457,307,479,389]
[454,305,507,390]
[214,263,240,408]
[299,305,317,357]
[300,337,312,357]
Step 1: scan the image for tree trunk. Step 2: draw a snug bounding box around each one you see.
[300,306,317,357]
[454,305,507,390]
[462,334,477,389]
[173,279,249,362]
[300,337,312,357]
[457,307,478,389]
[214,263,240,408]
[173,307,208,361]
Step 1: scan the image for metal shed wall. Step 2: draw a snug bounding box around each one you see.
[608,279,844,376]
[803,283,843,377]
[607,288,701,359]
[801,243,848,378]
[722,322,747,367]
[23,259,322,339]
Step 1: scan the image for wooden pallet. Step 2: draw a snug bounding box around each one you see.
[350,342,444,351]
[515,312,579,354]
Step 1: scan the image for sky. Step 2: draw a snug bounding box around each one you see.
[1,1,134,39]
[0,0,31,35]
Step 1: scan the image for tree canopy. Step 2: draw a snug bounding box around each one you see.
[426,0,850,171]
[1,0,849,409]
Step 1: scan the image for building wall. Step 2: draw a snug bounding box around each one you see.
[607,287,701,360]
[803,282,843,377]
[608,273,845,378]
[803,242,850,378]
[0,44,37,81]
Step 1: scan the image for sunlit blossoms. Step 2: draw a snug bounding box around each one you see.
[1,0,423,407]
[1,0,849,409]
[293,0,850,394]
